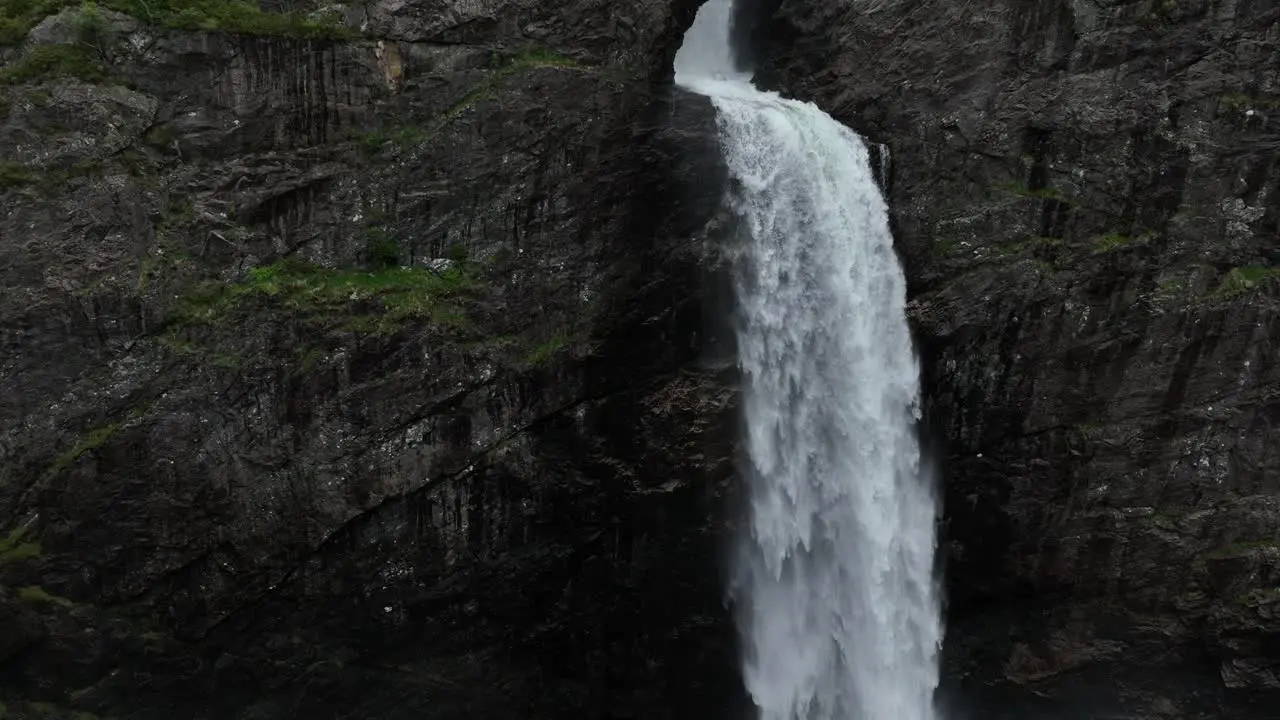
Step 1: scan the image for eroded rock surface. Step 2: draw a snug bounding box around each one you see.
[1,0,751,717]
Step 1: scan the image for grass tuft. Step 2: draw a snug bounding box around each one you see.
[523,333,571,367]
[1091,231,1157,254]
[1212,266,1280,299]
[1206,539,1277,559]
[0,525,41,566]
[43,422,119,479]
[17,585,74,607]
[169,257,475,335]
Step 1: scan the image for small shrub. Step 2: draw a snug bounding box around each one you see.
[0,43,108,84]
[0,0,69,47]
[488,245,515,270]
[447,242,469,266]
[72,0,111,47]
[362,228,400,269]
[0,161,34,189]
[142,122,181,154]
[0,15,26,44]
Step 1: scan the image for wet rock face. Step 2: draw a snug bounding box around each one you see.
[757,0,1280,716]
[0,0,752,717]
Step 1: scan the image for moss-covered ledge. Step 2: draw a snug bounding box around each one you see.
[1,0,355,48]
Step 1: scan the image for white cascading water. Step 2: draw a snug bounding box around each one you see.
[674,2,942,719]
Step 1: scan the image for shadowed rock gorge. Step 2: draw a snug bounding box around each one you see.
[0,0,1277,717]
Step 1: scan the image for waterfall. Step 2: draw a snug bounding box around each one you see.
[675,2,942,719]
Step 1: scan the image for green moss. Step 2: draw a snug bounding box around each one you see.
[1211,265,1280,299]
[353,123,434,155]
[44,422,118,479]
[210,351,245,368]
[135,252,160,292]
[0,0,352,47]
[157,198,195,233]
[0,15,25,43]
[0,526,41,566]
[0,161,34,189]
[1092,231,1156,254]
[1137,508,1187,526]
[523,333,570,367]
[156,333,195,354]
[0,700,7,717]
[170,257,474,334]
[1219,92,1280,119]
[932,236,968,258]
[1093,232,1132,253]
[1155,274,1186,293]
[994,182,1070,203]
[1206,539,1277,559]
[296,346,327,373]
[511,46,578,68]
[17,585,73,607]
[1234,586,1280,606]
[1221,93,1250,116]
[0,0,67,46]
[72,0,109,44]
[0,158,109,193]
[0,42,108,84]
[115,0,353,38]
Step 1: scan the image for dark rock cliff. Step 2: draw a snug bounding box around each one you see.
[755,0,1280,717]
[0,1,751,717]
[4,0,1278,717]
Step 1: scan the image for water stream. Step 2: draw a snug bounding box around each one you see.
[674,2,942,718]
